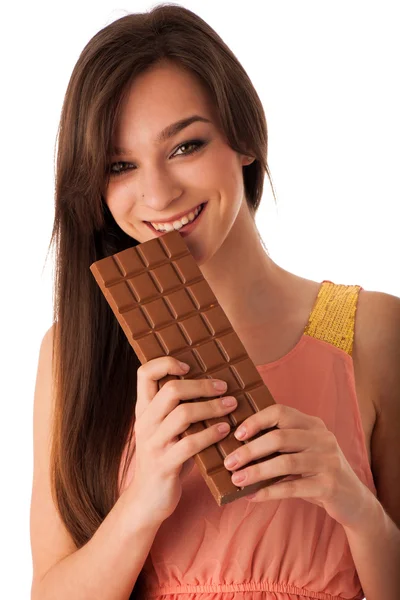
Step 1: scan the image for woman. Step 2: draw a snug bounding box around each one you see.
[30,4,400,600]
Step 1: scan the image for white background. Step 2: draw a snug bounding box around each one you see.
[2,1,399,597]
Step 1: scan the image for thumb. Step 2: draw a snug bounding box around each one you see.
[180,457,195,480]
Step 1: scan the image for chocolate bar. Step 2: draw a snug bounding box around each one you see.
[90,231,285,505]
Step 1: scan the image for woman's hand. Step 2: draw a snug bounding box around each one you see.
[224,403,372,528]
[127,357,237,526]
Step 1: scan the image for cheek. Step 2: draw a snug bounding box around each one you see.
[105,185,135,220]
[212,158,245,218]
[199,149,243,196]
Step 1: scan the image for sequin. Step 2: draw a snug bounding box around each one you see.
[304,280,361,356]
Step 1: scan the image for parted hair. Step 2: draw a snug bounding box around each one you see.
[49,1,275,556]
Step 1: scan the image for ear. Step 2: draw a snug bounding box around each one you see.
[241,155,255,166]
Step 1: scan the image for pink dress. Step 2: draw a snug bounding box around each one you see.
[120,281,377,600]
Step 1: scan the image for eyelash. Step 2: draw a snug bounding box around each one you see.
[108,139,206,177]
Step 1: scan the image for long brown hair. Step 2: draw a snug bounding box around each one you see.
[49,2,276,551]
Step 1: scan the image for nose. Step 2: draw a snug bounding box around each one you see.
[139,168,183,212]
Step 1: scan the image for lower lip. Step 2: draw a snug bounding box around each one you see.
[145,203,207,238]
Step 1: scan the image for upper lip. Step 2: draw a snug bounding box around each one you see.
[144,203,204,224]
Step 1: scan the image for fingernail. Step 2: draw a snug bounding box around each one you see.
[232,471,246,484]
[218,422,230,434]
[213,380,227,391]
[222,396,237,407]
[179,361,190,372]
[235,426,246,440]
[224,454,238,468]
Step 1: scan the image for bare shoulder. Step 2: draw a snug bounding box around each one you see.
[40,323,55,359]
[354,289,400,406]
[30,323,77,592]
[353,289,400,528]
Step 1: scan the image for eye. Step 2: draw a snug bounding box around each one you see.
[108,139,206,177]
[173,139,205,157]
[108,161,134,177]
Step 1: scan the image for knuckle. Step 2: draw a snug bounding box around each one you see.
[283,453,295,472]
[205,379,219,394]
[328,431,338,448]
[181,434,197,455]
[204,380,214,394]
[211,398,223,415]
[265,428,285,452]
[136,364,147,380]
[271,428,285,445]
[240,444,251,464]
[163,379,180,397]
[271,403,288,423]
[176,402,191,424]
[252,461,262,480]
[170,356,183,368]
[276,403,287,416]
[320,429,337,451]
[314,415,327,429]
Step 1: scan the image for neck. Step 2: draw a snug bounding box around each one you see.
[198,200,289,335]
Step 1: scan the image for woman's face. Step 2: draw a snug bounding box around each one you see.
[104,61,253,264]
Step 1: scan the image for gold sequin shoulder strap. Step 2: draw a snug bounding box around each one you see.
[304,280,362,356]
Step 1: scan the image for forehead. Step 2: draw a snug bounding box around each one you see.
[113,62,217,146]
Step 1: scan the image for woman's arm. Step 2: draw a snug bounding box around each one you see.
[346,290,400,599]
[30,328,162,600]
[32,487,160,600]
[343,493,400,600]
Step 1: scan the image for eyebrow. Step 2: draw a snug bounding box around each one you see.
[112,114,212,156]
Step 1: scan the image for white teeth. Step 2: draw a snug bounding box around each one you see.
[150,204,202,232]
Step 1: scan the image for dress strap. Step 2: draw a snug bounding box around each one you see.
[304,280,362,356]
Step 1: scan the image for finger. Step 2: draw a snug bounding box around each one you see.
[225,428,322,471]
[246,474,320,503]
[150,377,229,427]
[235,403,326,442]
[136,357,190,419]
[156,392,235,446]
[230,452,321,489]
[168,418,232,472]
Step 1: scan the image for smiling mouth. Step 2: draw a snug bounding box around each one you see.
[146,203,205,232]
